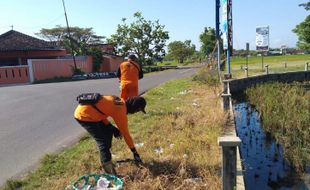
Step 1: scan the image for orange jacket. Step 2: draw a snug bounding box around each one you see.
[118,61,141,85]
[74,96,135,149]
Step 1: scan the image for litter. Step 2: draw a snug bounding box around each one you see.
[184,177,202,184]
[192,102,199,107]
[154,147,164,155]
[96,177,110,189]
[70,173,123,190]
[179,90,188,95]
[135,143,144,148]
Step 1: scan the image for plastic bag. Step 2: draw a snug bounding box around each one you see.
[70,173,123,190]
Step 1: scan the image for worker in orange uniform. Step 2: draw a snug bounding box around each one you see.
[74,94,146,175]
[117,54,143,100]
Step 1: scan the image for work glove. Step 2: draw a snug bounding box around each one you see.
[108,123,122,139]
[131,148,142,163]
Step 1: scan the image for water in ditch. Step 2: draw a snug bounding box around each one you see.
[233,101,310,190]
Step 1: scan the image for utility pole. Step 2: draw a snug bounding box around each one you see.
[226,0,233,79]
[61,0,77,72]
[216,0,222,82]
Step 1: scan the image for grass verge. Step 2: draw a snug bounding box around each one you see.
[230,54,310,78]
[2,69,225,190]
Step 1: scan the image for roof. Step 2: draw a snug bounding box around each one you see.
[0,30,63,51]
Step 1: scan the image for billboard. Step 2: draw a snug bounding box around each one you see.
[256,26,269,51]
[221,0,233,51]
[221,0,228,50]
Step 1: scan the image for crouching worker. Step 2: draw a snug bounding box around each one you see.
[74,93,146,175]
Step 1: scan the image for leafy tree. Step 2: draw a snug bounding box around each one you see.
[108,12,169,65]
[89,47,103,72]
[199,27,220,56]
[36,25,105,55]
[299,2,310,10]
[167,40,196,63]
[293,3,310,50]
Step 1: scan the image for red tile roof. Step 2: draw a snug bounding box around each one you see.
[0,30,63,51]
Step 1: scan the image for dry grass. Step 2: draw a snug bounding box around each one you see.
[117,81,225,190]
[2,77,225,190]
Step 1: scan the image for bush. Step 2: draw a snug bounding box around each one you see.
[192,66,220,86]
[192,66,220,94]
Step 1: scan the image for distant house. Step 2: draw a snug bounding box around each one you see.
[0,30,123,85]
[0,30,66,67]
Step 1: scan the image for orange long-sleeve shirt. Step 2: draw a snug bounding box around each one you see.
[118,61,140,85]
[74,96,135,149]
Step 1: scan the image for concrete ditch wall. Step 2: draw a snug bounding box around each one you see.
[220,71,310,190]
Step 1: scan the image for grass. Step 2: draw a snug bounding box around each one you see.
[1,69,225,190]
[155,60,179,66]
[155,60,200,66]
[246,82,310,172]
[229,54,310,78]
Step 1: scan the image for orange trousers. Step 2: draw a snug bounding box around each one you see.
[120,83,138,100]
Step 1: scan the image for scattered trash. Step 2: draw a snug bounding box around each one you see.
[183,154,188,159]
[192,102,200,107]
[176,107,180,110]
[179,90,188,95]
[135,143,144,148]
[97,177,110,189]
[170,97,175,100]
[154,147,164,155]
[169,144,175,149]
[184,177,202,184]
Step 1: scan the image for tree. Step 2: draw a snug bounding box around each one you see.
[36,25,105,55]
[167,40,196,63]
[299,2,310,10]
[88,47,103,72]
[199,27,219,56]
[293,3,310,50]
[108,12,169,65]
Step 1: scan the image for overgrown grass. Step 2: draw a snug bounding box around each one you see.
[2,71,225,190]
[246,82,310,172]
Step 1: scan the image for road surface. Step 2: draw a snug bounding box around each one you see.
[0,68,197,186]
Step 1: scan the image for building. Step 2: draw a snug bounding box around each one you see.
[0,30,123,85]
[0,30,66,66]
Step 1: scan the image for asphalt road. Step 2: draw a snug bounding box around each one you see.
[0,68,197,186]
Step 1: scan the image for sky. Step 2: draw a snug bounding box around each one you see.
[0,0,308,51]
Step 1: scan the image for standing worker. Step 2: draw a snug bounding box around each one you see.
[74,94,146,175]
[117,54,143,100]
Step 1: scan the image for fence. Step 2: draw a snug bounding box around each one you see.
[28,56,93,82]
[0,65,30,85]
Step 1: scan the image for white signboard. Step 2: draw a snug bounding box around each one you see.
[221,0,228,50]
[256,26,269,51]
